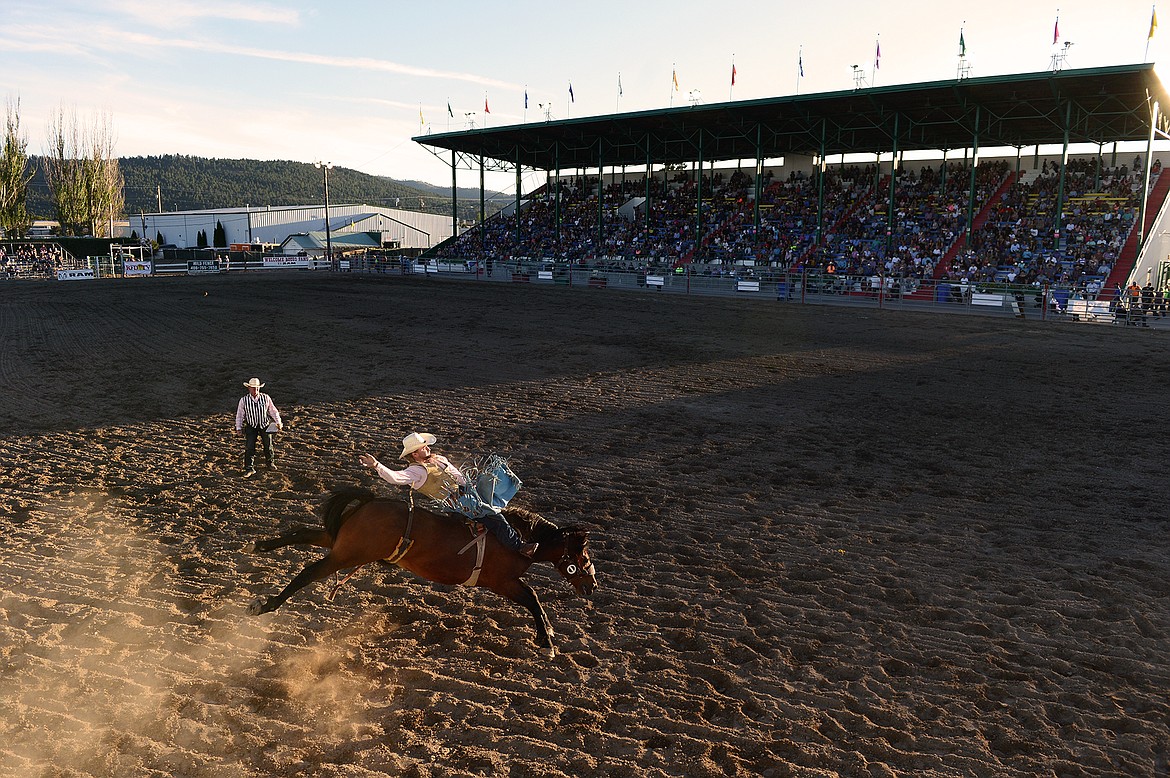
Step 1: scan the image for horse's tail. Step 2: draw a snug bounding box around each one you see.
[320,487,378,540]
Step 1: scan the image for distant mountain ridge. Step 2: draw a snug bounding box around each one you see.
[24,155,505,222]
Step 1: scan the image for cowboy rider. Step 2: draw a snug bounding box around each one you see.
[358,432,538,558]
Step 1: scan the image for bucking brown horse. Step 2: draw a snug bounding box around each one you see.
[247,487,597,656]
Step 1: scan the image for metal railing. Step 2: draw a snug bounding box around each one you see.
[358,258,1168,327]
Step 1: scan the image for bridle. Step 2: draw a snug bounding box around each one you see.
[555,541,595,587]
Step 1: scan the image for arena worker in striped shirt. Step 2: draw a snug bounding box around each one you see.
[234,377,283,478]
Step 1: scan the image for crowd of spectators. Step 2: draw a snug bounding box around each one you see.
[0,243,68,278]
[945,157,1147,291]
[430,156,1161,302]
[799,160,1011,288]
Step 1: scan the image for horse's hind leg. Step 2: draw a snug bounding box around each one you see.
[249,525,332,553]
[248,553,347,615]
[493,579,556,657]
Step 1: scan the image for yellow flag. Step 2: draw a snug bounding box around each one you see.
[1151,8,1159,40]
[672,68,679,91]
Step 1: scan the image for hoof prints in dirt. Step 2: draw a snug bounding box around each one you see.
[1,276,1168,777]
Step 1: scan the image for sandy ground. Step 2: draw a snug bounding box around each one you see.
[1,272,1168,778]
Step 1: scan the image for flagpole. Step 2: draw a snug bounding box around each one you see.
[1146,5,1157,61]
[797,46,803,95]
[617,72,621,112]
[671,62,676,107]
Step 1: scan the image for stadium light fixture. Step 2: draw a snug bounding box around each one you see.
[314,161,334,269]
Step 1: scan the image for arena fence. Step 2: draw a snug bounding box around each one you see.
[9,247,1165,329]
[346,257,1167,328]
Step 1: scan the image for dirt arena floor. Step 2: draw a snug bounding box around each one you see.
[1,272,1168,778]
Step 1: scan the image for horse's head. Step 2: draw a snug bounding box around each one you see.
[554,527,596,596]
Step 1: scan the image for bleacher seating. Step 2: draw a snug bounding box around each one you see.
[429,156,1167,302]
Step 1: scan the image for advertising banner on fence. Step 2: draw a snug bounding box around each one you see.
[187,259,220,275]
[262,256,308,269]
[57,268,96,281]
[123,261,152,277]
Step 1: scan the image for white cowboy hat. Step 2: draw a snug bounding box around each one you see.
[243,378,265,388]
[400,431,436,459]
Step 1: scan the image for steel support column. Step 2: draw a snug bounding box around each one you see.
[696,131,704,259]
[1053,102,1071,250]
[1139,100,1160,249]
[966,106,981,244]
[885,114,899,259]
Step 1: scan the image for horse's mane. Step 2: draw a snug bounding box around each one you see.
[320,486,377,539]
[487,505,593,548]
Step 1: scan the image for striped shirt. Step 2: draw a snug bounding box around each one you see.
[235,392,281,431]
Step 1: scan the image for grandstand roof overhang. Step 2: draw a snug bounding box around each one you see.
[414,63,1170,172]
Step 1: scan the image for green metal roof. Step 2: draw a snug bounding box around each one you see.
[414,63,1170,172]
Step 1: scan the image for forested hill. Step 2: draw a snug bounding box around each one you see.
[25,155,505,221]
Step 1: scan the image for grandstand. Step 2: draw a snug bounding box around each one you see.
[413,63,1170,312]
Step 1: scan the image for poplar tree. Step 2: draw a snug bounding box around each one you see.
[0,97,32,238]
[44,105,124,237]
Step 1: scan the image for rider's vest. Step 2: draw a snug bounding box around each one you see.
[415,460,463,504]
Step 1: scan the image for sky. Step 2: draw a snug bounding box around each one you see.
[3,0,1168,195]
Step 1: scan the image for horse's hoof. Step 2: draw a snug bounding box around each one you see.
[543,646,557,659]
[246,598,266,616]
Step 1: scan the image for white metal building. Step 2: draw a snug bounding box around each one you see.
[125,203,455,251]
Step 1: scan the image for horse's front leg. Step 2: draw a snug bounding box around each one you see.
[248,552,347,615]
[248,525,332,553]
[492,579,556,658]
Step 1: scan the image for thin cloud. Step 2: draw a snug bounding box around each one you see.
[102,28,521,91]
[106,0,300,28]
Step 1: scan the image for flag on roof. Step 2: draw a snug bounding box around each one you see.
[1150,7,1158,39]
[1054,15,1060,44]
[731,63,736,86]
[672,67,679,91]
[447,101,453,118]
[959,30,966,57]
[569,82,575,102]
[484,95,490,114]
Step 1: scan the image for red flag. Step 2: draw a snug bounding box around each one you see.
[1053,16,1060,44]
[731,63,737,86]
[484,96,490,114]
